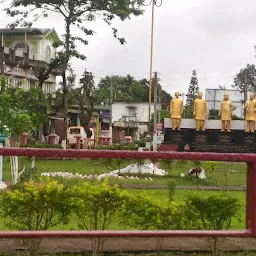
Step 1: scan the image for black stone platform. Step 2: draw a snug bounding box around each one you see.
[163,128,256,153]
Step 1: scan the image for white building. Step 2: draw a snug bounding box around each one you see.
[0,28,61,93]
[112,102,161,136]
[205,89,250,118]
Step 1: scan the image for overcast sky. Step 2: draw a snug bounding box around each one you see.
[1,0,256,98]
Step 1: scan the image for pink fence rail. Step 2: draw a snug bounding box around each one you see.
[0,148,255,239]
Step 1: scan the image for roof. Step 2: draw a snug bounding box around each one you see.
[0,28,61,42]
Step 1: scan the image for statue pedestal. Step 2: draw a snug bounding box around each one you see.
[163,128,256,153]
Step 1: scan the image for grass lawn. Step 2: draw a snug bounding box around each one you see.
[2,158,247,186]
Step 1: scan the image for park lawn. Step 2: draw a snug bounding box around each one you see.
[2,158,247,186]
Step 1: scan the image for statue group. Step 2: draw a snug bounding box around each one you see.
[170,92,256,133]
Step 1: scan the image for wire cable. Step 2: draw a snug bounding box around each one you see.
[154,0,163,7]
[142,0,153,6]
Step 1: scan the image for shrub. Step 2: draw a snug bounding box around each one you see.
[92,144,138,151]
[182,193,241,256]
[20,144,62,149]
[70,181,127,256]
[0,180,71,256]
[205,161,218,174]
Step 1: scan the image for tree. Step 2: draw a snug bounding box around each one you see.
[96,75,171,105]
[5,0,146,140]
[233,64,256,107]
[208,109,219,120]
[31,55,64,89]
[184,69,199,118]
[0,75,49,183]
[76,70,97,136]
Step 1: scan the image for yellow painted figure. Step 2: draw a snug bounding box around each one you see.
[170,92,183,130]
[193,92,207,131]
[244,92,256,133]
[219,93,233,132]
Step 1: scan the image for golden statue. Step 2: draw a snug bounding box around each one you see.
[193,92,207,131]
[170,92,183,131]
[244,92,256,133]
[219,93,233,132]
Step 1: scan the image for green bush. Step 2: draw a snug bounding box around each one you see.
[92,144,138,151]
[0,180,72,256]
[69,181,127,255]
[20,144,62,149]
[182,193,241,256]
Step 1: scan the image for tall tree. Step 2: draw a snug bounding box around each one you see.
[5,0,146,140]
[184,69,199,118]
[96,75,171,105]
[186,69,199,106]
[232,64,256,106]
[0,75,49,184]
[76,70,96,137]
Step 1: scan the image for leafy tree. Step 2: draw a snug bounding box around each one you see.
[51,68,77,118]
[0,75,49,183]
[184,70,199,118]
[233,64,256,94]
[97,75,171,105]
[208,109,219,120]
[31,56,64,89]
[5,0,146,140]
[0,180,71,256]
[76,70,97,136]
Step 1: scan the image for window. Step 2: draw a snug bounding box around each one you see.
[128,107,136,117]
[14,77,23,88]
[14,42,29,53]
[27,80,31,91]
[14,68,23,74]
[45,46,51,62]
[44,83,51,93]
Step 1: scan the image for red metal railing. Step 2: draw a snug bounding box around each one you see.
[0,147,255,239]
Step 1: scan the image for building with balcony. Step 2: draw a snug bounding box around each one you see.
[112,102,161,141]
[0,28,61,93]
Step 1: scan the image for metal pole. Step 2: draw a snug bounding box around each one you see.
[158,87,161,123]
[153,72,158,151]
[153,72,158,133]
[109,77,113,144]
[0,142,2,182]
[0,34,4,76]
[148,0,155,134]
[244,72,248,118]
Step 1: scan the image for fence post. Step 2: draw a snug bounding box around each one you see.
[246,162,256,236]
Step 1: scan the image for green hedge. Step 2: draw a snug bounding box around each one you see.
[20,144,62,149]
[93,144,138,151]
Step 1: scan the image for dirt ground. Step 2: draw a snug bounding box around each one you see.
[0,237,256,255]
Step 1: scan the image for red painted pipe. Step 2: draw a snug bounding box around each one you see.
[0,148,256,162]
[0,230,251,238]
[0,147,253,239]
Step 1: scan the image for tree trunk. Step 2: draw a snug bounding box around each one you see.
[62,72,68,141]
[61,20,71,141]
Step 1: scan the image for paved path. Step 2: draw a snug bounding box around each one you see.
[0,237,255,255]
